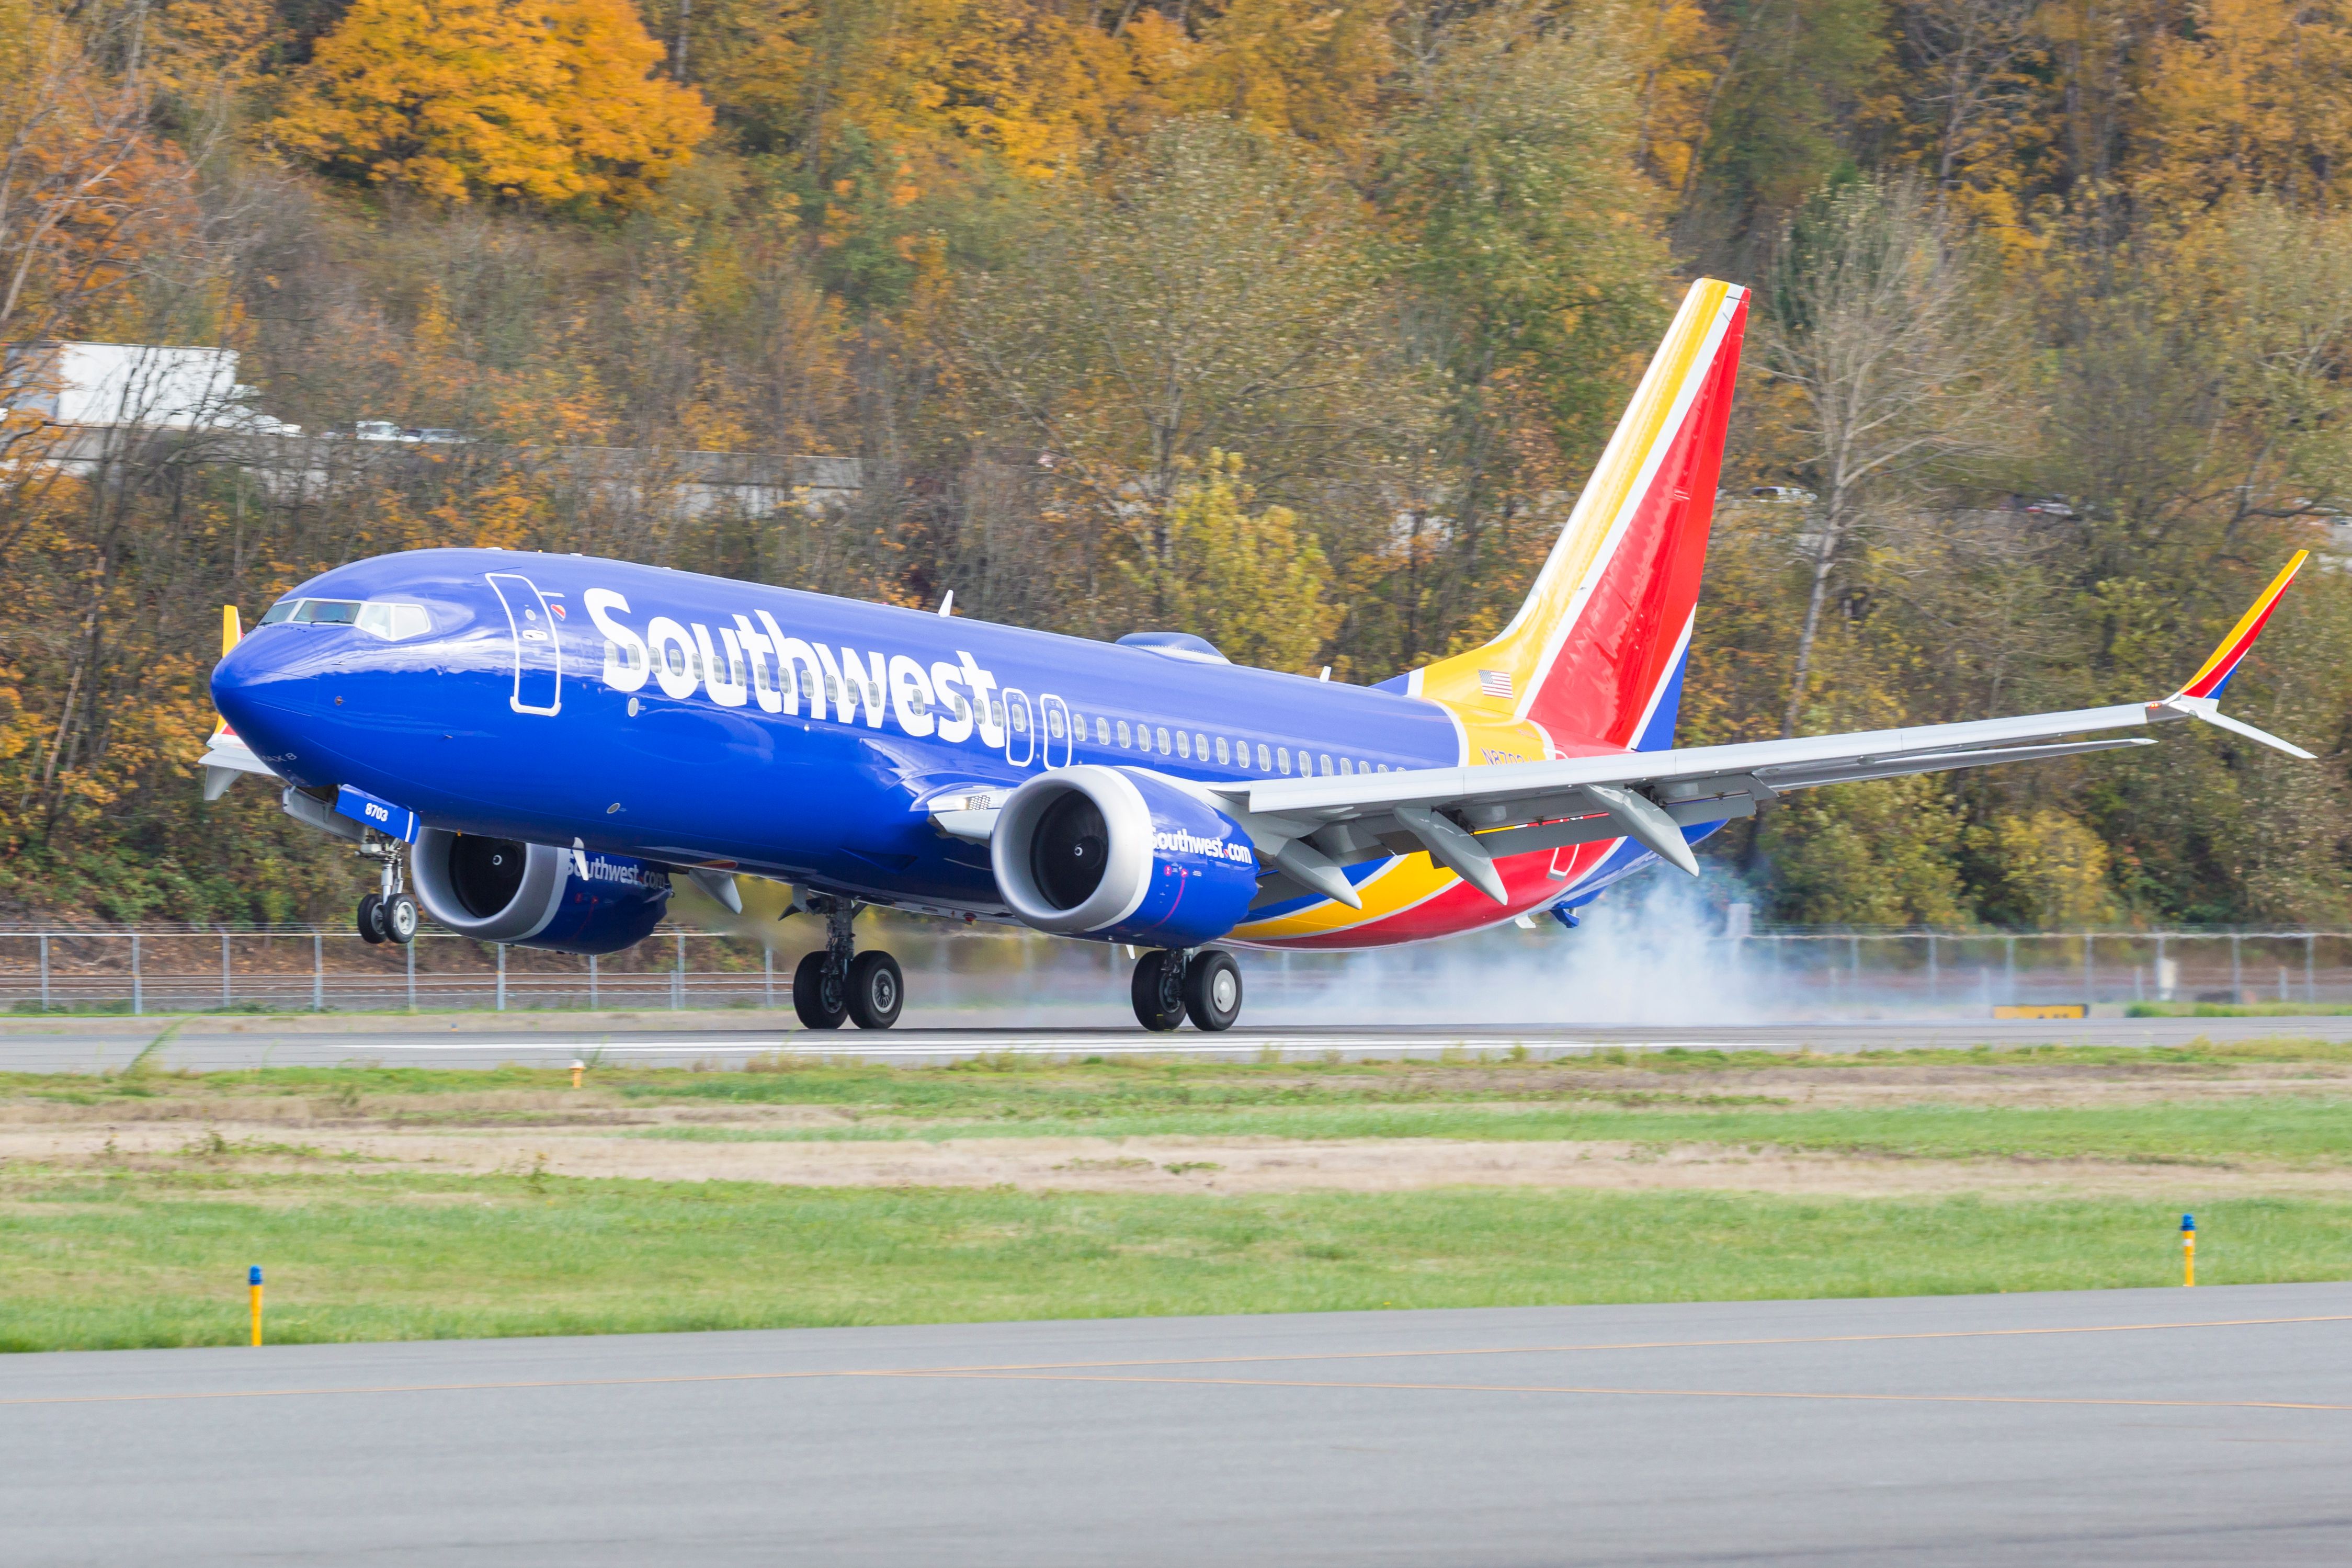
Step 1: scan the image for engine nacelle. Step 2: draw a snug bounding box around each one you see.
[411,828,671,954]
[991,765,1259,948]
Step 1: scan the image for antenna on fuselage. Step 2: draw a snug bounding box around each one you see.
[938,590,955,617]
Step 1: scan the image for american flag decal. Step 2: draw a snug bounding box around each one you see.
[1477,668,1514,699]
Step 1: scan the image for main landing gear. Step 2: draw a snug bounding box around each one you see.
[1131,947,1242,1033]
[792,895,903,1031]
[356,838,418,946]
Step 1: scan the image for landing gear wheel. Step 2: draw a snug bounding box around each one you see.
[383,893,419,945]
[1183,948,1243,1032]
[356,893,386,944]
[792,950,847,1030]
[1131,950,1187,1032]
[846,951,903,1030]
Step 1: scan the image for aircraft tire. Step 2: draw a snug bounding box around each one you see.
[1130,950,1186,1032]
[792,951,848,1030]
[846,951,903,1030]
[383,893,419,945]
[356,894,386,945]
[1181,948,1242,1032]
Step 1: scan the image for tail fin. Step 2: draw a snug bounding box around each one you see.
[1411,278,1748,754]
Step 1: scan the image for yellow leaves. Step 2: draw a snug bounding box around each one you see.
[2136,0,2352,214]
[1141,450,1343,675]
[271,0,713,207]
[1972,809,2118,926]
[1624,0,1726,195]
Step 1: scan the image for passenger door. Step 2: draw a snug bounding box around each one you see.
[485,573,562,716]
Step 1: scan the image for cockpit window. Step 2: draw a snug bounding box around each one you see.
[260,597,431,638]
[356,601,433,640]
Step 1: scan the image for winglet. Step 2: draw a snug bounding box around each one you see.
[2154,552,2314,759]
[2171,551,2306,702]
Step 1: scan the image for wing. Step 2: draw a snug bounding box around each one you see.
[1217,553,2315,907]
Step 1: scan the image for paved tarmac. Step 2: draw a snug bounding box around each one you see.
[5,1284,2348,1565]
[2,1008,2350,1072]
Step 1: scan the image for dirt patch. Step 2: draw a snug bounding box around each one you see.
[5,1119,2345,1198]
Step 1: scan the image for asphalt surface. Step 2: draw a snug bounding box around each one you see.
[5,1284,2348,1565]
[4,1010,2351,1071]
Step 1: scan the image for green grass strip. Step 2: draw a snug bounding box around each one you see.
[3,1169,2347,1351]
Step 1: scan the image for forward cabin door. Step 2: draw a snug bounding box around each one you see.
[485,573,563,715]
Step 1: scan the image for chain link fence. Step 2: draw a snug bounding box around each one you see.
[3,921,2348,1021]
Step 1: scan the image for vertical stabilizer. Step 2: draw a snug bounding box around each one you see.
[1412,278,1748,755]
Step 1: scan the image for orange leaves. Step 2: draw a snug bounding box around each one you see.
[271,0,713,207]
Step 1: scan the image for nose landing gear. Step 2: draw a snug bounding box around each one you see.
[791,895,903,1031]
[355,838,417,946]
[1131,947,1242,1032]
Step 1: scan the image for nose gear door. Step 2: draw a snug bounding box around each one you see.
[485,573,562,715]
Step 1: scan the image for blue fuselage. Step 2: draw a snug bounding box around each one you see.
[213,548,1467,916]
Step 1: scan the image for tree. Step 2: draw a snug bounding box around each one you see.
[0,0,195,476]
[271,0,712,207]
[1137,450,1343,673]
[1763,176,2003,737]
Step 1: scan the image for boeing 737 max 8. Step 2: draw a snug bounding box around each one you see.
[200,278,2314,1031]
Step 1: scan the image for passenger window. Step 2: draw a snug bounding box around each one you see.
[1116,720,1131,747]
[259,599,300,624]
[1193,733,1207,759]
[1048,708,1065,738]
[1011,706,1029,733]
[1214,736,1231,765]
[1177,731,1191,759]
[1156,726,1172,755]
[666,644,690,678]
[1257,743,1270,771]
[1320,754,1333,775]
[1096,717,1110,744]
[1339,757,1353,775]
[1277,747,1291,775]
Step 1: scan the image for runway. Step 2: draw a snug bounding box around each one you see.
[5,1283,2348,1565]
[3,1009,2350,1072]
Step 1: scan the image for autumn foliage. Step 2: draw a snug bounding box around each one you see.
[12,0,2352,930]
[272,0,711,206]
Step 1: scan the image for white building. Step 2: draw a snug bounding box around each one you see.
[2,341,298,433]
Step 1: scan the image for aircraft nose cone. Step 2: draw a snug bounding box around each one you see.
[211,627,335,785]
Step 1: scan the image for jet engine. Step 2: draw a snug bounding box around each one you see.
[411,828,671,954]
[991,765,1259,948]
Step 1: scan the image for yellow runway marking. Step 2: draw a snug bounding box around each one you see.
[6,1313,2346,1410]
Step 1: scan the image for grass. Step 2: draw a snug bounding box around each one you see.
[3,1165,2344,1351]
[625,1095,2352,1165]
[5,1040,2349,1353]
[2128,1001,2352,1017]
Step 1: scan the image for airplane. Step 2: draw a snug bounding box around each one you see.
[200,277,2315,1032]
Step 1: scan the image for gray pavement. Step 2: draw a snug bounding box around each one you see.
[5,1010,2352,1071]
[5,1283,2349,1565]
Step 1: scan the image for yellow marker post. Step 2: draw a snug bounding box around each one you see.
[248,1265,264,1345]
[571,1059,585,1089]
[2181,1214,2196,1287]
